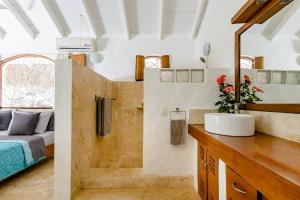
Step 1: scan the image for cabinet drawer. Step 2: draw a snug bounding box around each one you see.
[226,167,257,200]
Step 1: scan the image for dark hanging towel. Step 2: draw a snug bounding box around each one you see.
[170,119,186,145]
[96,97,112,137]
[170,108,186,145]
[102,98,112,136]
[96,97,104,137]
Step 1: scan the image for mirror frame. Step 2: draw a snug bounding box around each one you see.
[234,0,300,113]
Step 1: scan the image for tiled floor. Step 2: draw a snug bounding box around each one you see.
[75,168,201,200]
[0,159,200,200]
[0,158,54,200]
[74,188,200,200]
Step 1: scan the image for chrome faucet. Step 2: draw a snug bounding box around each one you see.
[234,103,240,114]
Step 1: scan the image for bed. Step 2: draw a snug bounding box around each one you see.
[0,130,54,181]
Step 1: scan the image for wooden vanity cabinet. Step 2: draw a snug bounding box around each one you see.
[198,141,256,200]
[198,142,207,200]
[190,125,300,200]
[261,196,269,200]
[198,142,219,200]
[226,166,257,200]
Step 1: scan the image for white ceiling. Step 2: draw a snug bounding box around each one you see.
[245,0,300,39]
[0,0,206,40]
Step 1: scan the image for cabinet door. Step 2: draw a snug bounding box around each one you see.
[226,166,257,200]
[207,150,219,200]
[198,142,207,200]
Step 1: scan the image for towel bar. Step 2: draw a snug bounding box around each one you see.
[170,108,186,120]
[95,95,116,101]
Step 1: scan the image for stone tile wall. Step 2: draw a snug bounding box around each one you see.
[71,63,144,196]
[71,63,113,196]
[92,82,144,168]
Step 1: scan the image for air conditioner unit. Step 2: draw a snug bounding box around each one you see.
[56,37,96,52]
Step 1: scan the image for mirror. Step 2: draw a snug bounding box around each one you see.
[240,1,300,104]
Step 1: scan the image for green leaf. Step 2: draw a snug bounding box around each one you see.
[218,107,225,113]
[215,101,222,106]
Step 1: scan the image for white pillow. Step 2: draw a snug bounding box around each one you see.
[35,112,52,134]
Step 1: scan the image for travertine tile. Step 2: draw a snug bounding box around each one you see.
[74,187,200,200]
[74,189,144,200]
[83,168,143,178]
[71,64,144,195]
[189,109,217,124]
[144,188,200,200]
[243,110,300,143]
[81,173,194,190]
[91,82,144,169]
[72,64,114,194]
[115,153,143,168]
[0,159,53,200]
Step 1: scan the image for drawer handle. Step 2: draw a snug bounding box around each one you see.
[232,182,247,194]
[202,160,208,169]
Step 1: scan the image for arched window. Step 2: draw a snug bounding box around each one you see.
[0,54,55,108]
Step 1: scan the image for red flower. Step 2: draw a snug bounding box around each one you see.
[253,86,264,93]
[224,86,235,93]
[244,75,252,85]
[244,75,250,80]
[217,75,226,85]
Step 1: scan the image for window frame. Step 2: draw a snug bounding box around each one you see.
[144,55,162,68]
[0,54,55,109]
[240,55,255,69]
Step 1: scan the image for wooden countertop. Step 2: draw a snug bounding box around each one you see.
[188,124,300,200]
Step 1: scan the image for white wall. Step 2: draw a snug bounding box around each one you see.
[242,34,300,70]
[1,33,200,81]
[0,34,57,59]
[54,59,72,200]
[196,0,244,69]
[143,68,232,188]
[87,34,200,81]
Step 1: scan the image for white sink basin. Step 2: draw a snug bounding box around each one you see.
[204,113,255,137]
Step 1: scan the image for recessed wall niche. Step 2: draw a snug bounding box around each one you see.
[191,69,205,83]
[160,69,174,82]
[257,70,271,84]
[272,71,287,84]
[176,69,190,82]
[287,71,300,85]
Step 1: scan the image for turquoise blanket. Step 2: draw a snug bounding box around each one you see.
[0,141,44,181]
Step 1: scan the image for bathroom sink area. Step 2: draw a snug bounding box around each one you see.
[204,113,255,137]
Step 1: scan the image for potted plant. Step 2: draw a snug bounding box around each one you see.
[215,74,264,113]
[215,75,235,113]
[240,75,263,103]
